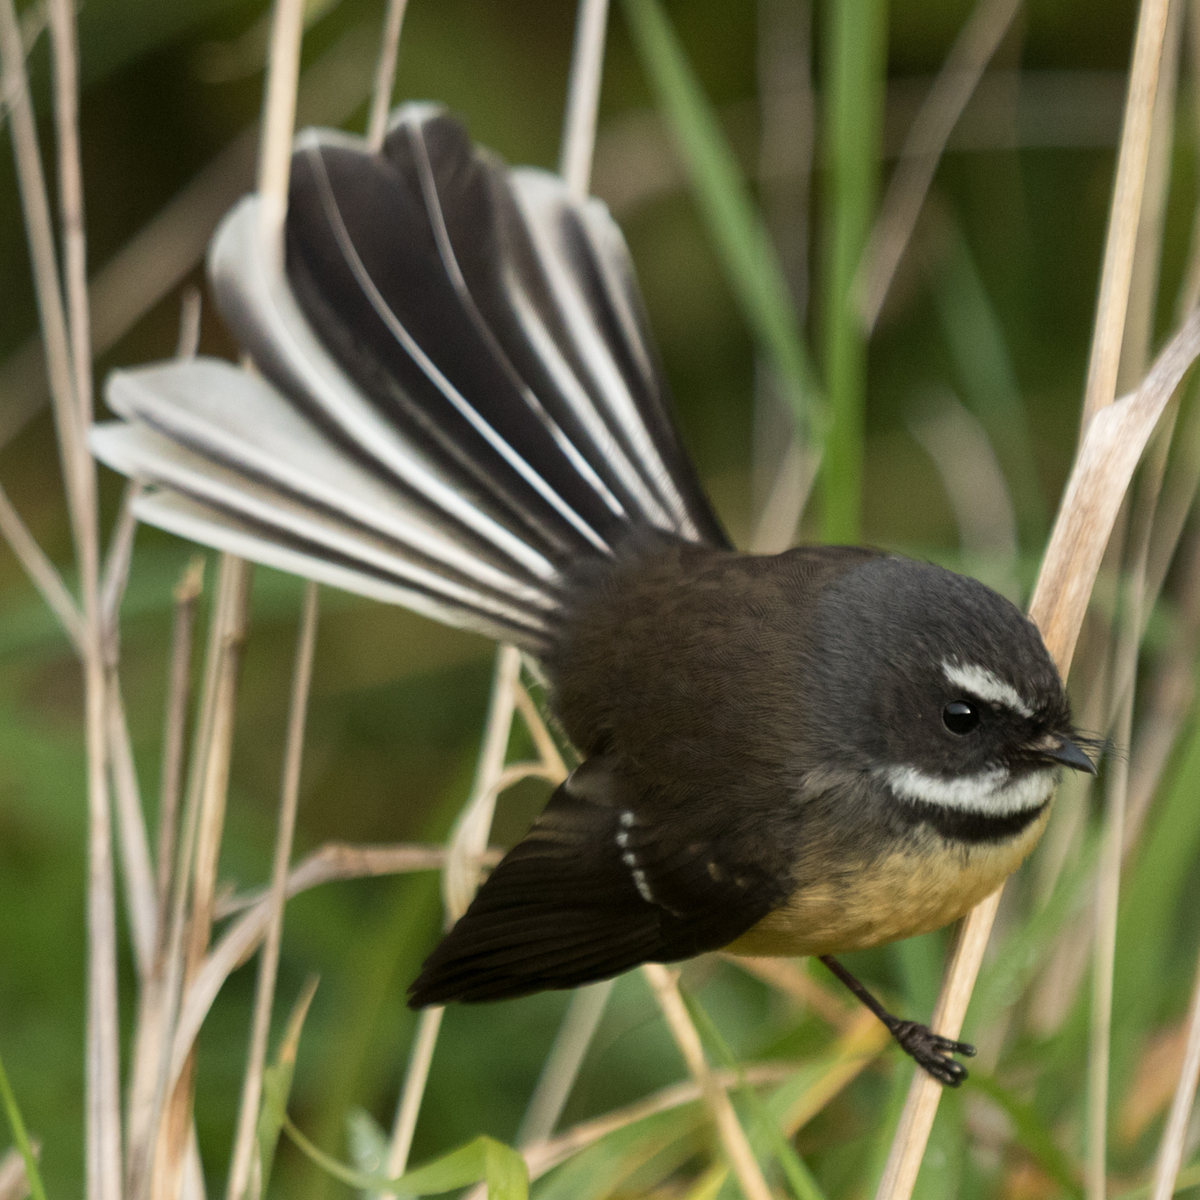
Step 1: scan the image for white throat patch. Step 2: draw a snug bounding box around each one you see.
[884,764,1056,816]
[942,660,1033,718]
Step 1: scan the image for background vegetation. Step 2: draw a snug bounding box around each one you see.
[3,0,1200,1197]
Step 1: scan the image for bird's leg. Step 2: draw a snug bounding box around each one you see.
[817,955,975,1087]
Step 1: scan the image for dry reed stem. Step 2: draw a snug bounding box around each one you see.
[136,549,235,1200]
[0,1146,32,1200]
[560,0,610,201]
[1088,692,1134,1200]
[876,308,1200,1200]
[157,1,306,1185]
[125,564,203,1200]
[174,288,203,360]
[158,554,253,1200]
[255,0,305,253]
[749,441,820,555]
[107,679,158,977]
[640,963,772,1200]
[442,645,523,919]
[855,0,1021,332]
[0,479,82,651]
[47,0,89,428]
[100,481,143,641]
[225,581,320,1200]
[521,1061,800,1180]
[1176,0,1200,313]
[1081,0,1172,427]
[1087,388,1173,1192]
[513,682,568,782]
[366,0,409,152]
[1118,0,1183,394]
[382,1006,445,1194]
[518,979,616,1147]
[1127,515,1200,851]
[0,20,381,454]
[158,559,205,911]
[1148,952,1200,1199]
[166,845,501,1093]
[213,842,500,921]
[907,396,1019,591]
[0,0,78,455]
[382,644,524,1181]
[36,0,123,1194]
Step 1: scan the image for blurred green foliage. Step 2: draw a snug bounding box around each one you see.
[5,0,1200,1197]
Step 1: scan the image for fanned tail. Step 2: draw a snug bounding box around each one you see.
[91,104,727,652]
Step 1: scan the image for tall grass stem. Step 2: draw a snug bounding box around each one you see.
[366,0,410,152]
[819,0,886,542]
[226,580,320,1200]
[559,0,610,200]
[1081,0,1172,426]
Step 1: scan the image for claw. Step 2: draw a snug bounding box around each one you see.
[887,1020,975,1088]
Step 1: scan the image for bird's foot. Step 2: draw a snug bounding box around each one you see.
[885,1019,975,1087]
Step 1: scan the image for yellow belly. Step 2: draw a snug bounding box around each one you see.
[726,806,1051,957]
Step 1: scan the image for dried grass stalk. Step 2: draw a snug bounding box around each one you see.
[107,680,158,977]
[0,479,83,651]
[1081,0,1173,426]
[3,0,126,1191]
[225,581,320,1200]
[170,844,495,1087]
[0,1146,33,1200]
[382,1007,445,1194]
[156,554,253,1200]
[0,19,383,454]
[855,0,1022,331]
[641,963,773,1200]
[876,307,1200,1200]
[366,0,410,152]
[560,0,611,200]
[1148,951,1200,1199]
[521,1061,801,1179]
[518,979,616,1147]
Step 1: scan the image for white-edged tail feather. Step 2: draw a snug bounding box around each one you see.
[91,104,726,651]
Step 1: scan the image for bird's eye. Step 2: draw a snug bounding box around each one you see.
[943,700,980,735]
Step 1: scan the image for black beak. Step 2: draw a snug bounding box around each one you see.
[1041,737,1098,775]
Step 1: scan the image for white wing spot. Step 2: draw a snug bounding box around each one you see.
[620,811,635,827]
[630,867,655,903]
[942,660,1034,718]
[615,830,630,848]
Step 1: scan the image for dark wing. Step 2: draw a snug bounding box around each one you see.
[407,757,793,1005]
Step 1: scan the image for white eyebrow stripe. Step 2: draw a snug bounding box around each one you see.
[942,660,1034,718]
[884,765,1057,816]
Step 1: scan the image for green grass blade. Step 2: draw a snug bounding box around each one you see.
[931,221,1049,544]
[971,828,1101,1029]
[1111,1158,1200,1199]
[531,1105,704,1200]
[1113,705,1200,1091]
[819,0,887,542]
[346,1109,390,1200]
[966,1075,1082,1198]
[258,975,321,1198]
[0,1045,48,1200]
[620,0,821,443]
[285,1118,528,1199]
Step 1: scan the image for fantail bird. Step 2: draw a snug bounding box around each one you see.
[91,104,1097,1087]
